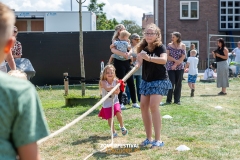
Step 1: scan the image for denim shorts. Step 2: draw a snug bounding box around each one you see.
[188,74,198,83]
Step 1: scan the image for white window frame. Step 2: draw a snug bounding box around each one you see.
[182,41,199,55]
[180,1,199,20]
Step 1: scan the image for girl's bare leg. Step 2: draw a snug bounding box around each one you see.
[140,95,152,140]
[149,94,163,141]
[108,118,115,133]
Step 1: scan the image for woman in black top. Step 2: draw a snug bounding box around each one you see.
[136,23,172,148]
[110,24,139,109]
[212,38,229,95]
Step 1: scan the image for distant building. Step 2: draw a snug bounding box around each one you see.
[154,0,240,69]
[14,11,96,32]
[142,13,154,30]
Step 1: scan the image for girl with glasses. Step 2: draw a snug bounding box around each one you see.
[136,23,172,148]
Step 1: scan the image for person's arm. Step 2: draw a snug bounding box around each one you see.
[13,54,21,58]
[215,48,229,59]
[100,80,120,94]
[175,44,186,65]
[5,51,16,70]
[212,51,216,58]
[108,55,113,64]
[110,44,115,49]
[13,41,22,58]
[111,48,128,59]
[136,53,143,68]
[18,142,41,160]
[167,49,177,63]
[232,48,236,56]
[185,62,190,69]
[139,50,167,65]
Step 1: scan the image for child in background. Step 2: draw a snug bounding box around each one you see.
[98,65,128,137]
[110,30,131,59]
[8,70,27,80]
[185,50,199,97]
[0,2,49,159]
[203,62,217,80]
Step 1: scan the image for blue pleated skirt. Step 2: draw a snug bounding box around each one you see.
[140,79,172,96]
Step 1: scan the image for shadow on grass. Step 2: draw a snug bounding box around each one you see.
[92,146,149,159]
[63,98,100,108]
[72,135,109,146]
[76,109,99,117]
[200,94,219,97]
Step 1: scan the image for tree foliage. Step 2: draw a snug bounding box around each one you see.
[121,20,143,36]
[87,0,118,30]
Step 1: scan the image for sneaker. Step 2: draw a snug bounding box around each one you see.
[140,138,152,147]
[113,132,118,138]
[160,102,164,106]
[151,140,164,148]
[121,127,128,136]
[120,104,126,110]
[191,89,195,97]
[132,103,140,109]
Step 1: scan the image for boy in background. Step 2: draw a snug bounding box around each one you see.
[185,50,199,97]
[0,2,49,160]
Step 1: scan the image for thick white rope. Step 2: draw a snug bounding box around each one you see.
[37,66,137,145]
[83,94,115,160]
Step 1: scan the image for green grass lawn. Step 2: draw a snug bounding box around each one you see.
[38,80,240,160]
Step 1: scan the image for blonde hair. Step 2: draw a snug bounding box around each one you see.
[190,49,197,55]
[137,23,162,53]
[0,2,15,48]
[112,24,125,41]
[99,65,118,90]
[119,30,131,39]
[8,70,28,80]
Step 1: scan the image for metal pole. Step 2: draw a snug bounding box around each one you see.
[207,21,210,67]
[164,0,166,45]
[79,0,86,96]
[154,0,158,26]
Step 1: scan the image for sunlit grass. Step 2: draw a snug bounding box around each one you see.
[39,79,240,160]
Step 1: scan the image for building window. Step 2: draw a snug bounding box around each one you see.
[182,41,199,54]
[180,1,199,19]
[220,0,240,31]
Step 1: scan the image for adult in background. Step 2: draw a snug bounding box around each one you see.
[110,24,140,109]
[126,33,142,103]
[212,38,229,95]
[232,41,240,77]
[187,44,199,58]
[166,32,186,105]
[12,26,22,58]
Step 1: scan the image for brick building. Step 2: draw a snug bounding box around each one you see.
[154,0,240,69]
[142,13,154,30]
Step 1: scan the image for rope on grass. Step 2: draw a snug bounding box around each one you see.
[37,66,138,145]
[83,94,116,160]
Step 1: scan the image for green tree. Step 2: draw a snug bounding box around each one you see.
[121,20,142,36]
[87,0,118,30]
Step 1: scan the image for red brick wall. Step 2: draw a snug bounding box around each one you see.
[157,0,219,61]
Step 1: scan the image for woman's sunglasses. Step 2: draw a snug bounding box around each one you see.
[134,39,140,41]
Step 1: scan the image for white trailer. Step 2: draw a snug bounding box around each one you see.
[15,11,96,32]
